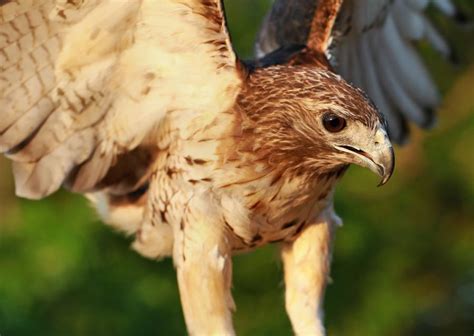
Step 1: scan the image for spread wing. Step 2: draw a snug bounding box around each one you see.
[255,0,465,143]
[0,0,242,199]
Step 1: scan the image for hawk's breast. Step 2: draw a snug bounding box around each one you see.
[222,168,343,251]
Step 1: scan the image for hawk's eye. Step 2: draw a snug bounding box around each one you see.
[322,113,346,133]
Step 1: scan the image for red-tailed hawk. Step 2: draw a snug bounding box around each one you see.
[0,0,460,334]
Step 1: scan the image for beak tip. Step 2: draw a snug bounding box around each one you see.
[377,161,394,187]
[377,175,390,187]
[375,147,394,187]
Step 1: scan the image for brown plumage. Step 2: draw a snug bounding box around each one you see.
[1,1,398,335]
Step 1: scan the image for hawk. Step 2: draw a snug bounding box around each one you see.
[0,0,460,334]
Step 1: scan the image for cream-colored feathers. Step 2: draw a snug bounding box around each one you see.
[0,0,242,199]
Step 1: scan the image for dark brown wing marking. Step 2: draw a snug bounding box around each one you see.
[306,0,343,52]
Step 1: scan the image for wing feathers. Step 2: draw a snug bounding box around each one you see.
[351,0,390,33]
[0,96,52,152]
[1,0,243,199]
[423,15,451,58]
[307,0,343,52]
[363,32,407,142]
[380,14,440,110]
[394,1,425,40]
[337,0,447,136]
[432,0,457,17]
[13,128,95,199]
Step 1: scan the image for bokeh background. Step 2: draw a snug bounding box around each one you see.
[1,1,474,335]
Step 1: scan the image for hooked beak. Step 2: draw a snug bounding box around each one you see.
[335,128,395,186]
[374,145,395,186]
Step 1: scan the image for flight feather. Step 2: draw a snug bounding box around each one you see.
[0,0,242,199]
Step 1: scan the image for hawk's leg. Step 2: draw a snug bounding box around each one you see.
[281,213,337,336]
[173,193,235,336]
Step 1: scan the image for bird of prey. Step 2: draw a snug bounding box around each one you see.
[0,0,460,334]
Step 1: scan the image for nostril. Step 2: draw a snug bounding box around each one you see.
[375,141,380,145]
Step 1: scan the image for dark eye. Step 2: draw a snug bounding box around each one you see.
[322,113,346,133]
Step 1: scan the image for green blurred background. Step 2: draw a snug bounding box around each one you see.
[1,1,474,335]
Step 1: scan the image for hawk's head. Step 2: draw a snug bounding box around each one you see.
[240,65,394,185]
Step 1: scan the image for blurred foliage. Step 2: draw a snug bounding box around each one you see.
[1,1,474,335]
